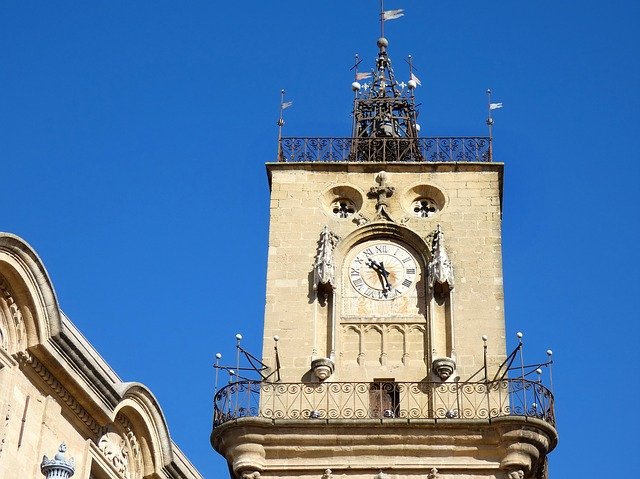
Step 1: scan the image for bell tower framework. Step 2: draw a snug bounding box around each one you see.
[211,23,557,479]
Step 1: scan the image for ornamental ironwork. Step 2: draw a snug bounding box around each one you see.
[212,379,554,428]
[278,137,491,163]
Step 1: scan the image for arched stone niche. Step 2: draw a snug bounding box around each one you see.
[0,233,62,354]
[107,383,174,478]
[334,223,432,377]
[321,185,365,219]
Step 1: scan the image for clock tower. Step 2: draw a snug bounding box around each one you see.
[211,33,557,479]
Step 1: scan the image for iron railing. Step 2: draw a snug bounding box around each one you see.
[277,137,491,163]
[213,379,554,428]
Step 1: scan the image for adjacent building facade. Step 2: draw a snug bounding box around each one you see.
[0,233,202,479]
[211,36,557,478]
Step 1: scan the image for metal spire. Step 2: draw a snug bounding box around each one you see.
[350,31,421,161]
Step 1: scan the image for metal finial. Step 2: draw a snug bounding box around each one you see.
[41,443,75,478]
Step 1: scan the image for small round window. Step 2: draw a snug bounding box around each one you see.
[412,198,439,218]
[332,199,356,218]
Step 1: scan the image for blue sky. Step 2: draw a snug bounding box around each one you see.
[2,1,639,477]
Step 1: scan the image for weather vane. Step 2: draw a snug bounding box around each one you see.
[486,89,503,161]
[276,89,293,161]
[379,0,404,38]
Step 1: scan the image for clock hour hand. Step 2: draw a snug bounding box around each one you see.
[366,258,392,293]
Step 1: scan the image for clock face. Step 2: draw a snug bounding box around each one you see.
[349,242,418,301]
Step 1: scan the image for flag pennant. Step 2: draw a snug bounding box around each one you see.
[356,72,372,80]
[383,9,404,21]
[489,102,503,110]
[281,101,293,110]
[410,72,422,86]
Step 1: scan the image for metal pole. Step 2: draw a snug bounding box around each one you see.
[486,89,493,161]
[517,332,527,415]
[482,335,488,382]
[380,0,384,38]
[234,334,242,416]
[547,349,554,394]
[277,89,285,161]
[214,353,221,392]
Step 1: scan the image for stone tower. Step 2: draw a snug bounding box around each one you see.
[211,33,557,479]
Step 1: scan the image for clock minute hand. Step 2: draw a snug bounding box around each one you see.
[367,259,392,292]
[377,261,392,292]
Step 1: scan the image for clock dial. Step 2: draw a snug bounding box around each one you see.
[349,242,418,301]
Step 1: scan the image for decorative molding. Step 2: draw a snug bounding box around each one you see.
[314,226,340,293]
[322,469,333,479]
[16,351,105,436]
[0,401,10,460]
[368,171,395,221]
[428,467,439,479]
[507,470,524,479]
[116,414,143,478]
[342,323,425,366]
[0,274,26,351]
[352,212,370,226]
[98,429,130,478]
[428,224,454,290]
[241,471,261,479]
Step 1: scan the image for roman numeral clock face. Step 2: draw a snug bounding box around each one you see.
[349,242,418,301]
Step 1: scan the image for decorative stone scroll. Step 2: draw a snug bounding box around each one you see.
[313,226,340,293]
[98,430,130,478]
[428,224,454,290]
[98,417,145,479]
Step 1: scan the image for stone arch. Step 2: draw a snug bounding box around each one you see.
[334,221,432,266]
[112,382,173,477]
[0,233,61,353]
[386,324,406,365]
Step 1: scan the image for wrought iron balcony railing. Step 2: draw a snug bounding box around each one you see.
[277,137,492,163]
[213,379,555,428]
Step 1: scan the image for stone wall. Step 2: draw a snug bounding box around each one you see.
[262,162,506,384]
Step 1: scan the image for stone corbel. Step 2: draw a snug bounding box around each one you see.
[431,357,456,381]
[230,442,265,479]
[499,426,552,477]
[311,357,335,381]
[506,470,525,479]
